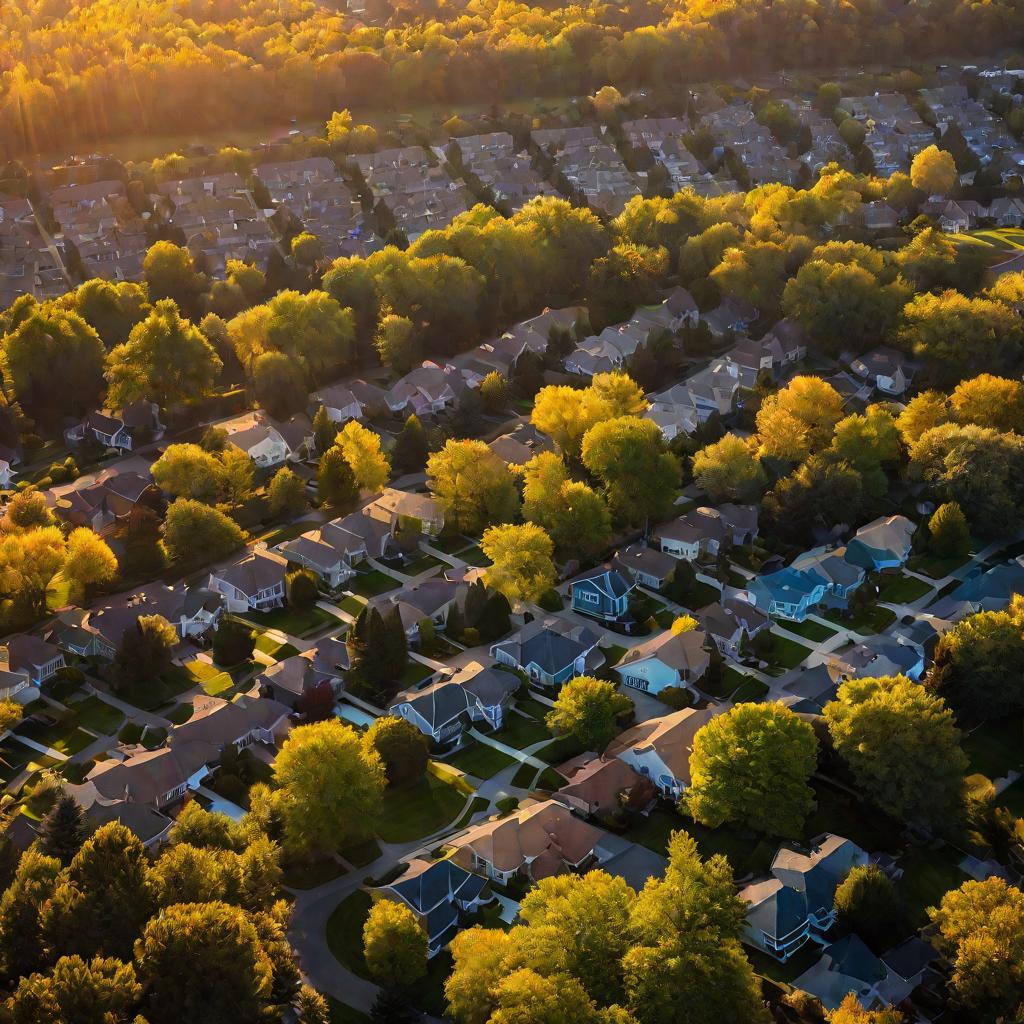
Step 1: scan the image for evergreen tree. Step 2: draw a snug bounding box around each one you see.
[37,794,91,866]
[381,605,409,683]
[371,988,421,1023]
[444,601,464,642]
[318,446,359,509]
[312,405,335,455]
[463,579,488,628]
[476,592,512,641]
[392,414,429,474]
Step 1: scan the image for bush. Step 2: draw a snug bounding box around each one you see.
[537,588,563,612]
[46,667,85,702]
[658,686,694,710]
[462,626,480,646]
[213,617,256,666]
[286,568,319,611]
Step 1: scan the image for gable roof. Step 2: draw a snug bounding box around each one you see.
[617,628,709,675]
[212,548,288,596]
[606,705,722,784]
[573,567,633,600]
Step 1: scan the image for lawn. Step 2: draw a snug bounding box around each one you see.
[281,858,348,889]
[536,767,564,790]
[400,660,435,687]
[899,844,967,927]
[166,704,194,725]
[498,711,551,749]
[328,998,371,1024]
[349,570,401,597]
[684,580,720,610]
[701,665,747,698]
[245,605,341,637]
[783,619,837,643]
[338,594,367,616]
[510,762,538,788]
[963,716,1024,780]
[326,890,372,977]
[515,697,550,721]
[377,772,467,842]
[186,661,235,696]
[602,644,628,666]
[823,604,897,634]
[746,943,823,985]
[254,634,299,661]
[340,837,382,868]
[877,573,933,605]
[67,696,124,735]
[536,734,586,764]
[455,544,490,567]
[451,796,491,831]
[116,666,199,711]
[733,678,769,703]
[401,552,445,576]
[803,782,900,854]
[432,534,472,554]
[758,633,812,670]
[16,717,95,756]
[906,552,972,579]
[952,226,1024,251]
[446,742,516,780]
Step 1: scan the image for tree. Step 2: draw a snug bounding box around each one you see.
[763,455,865,542]
[71,278,150,347]
[427,440,521,535]
[106,300,222,410]
[2,492,56,532]
[896,390,951,446]
[671,615,698,635]
[9,954,141,1024]
[685,702,818,837]
[374,313,421,375]
[828,995,904,1024]
[169,802,240,851]
[928,877,1024,1023]
[2,308,106,422]
[62,528,117,593]
[911,144,958,195]
[625,831,769,1024]
[268,466,307,518]
[253,351,308,419]
[37,794,91,866]
[162,498,246,567]
[592,84,626,120]
[480,372,509,413]
[531,385,615,460]
[317,446,359,509]
[152,443,226,502]
[371,988,422,1024]
[272,720,385,857]
[481,524,557,604]
[336,420,390,492]
[312,405,336,455]
[291,232,323,267]
[296,985,331,1024]
[286,569,319,611]
[755,376,845,462]
[546,677,634,753]
[588,244,669,327]
[142,241,209,316]
[928,501,970,559]
[929,608,1024,716]
[42,823,153,961]
[581,417,680,527]
[112,614,177,691]
[0,849,61,983]
[213,617,256,667]
[362,716,429,785]
[135,901,273,1024]
[828,405,901,498]
[491,969,600,1024]
[363,900,428,989]
[0,700,21,734]
[692,434,767,502]
[262,289,355,376]
[833,865,903,953]
[950,373,1024,433]
[392,414,429,474]
[824,675,967,825]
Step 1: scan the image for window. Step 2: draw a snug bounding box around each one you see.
[576,589,600,605]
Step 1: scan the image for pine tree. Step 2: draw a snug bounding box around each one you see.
[476,591,512,641]
[295,984,330,1024]
[37,794,91,866]
[370,988,420,1023]
[444,601,464,642]
[312,405,335,455]
[318,446,359,509]
[380,605,409,685]
[463,579,488,628]
[392,415,429,474]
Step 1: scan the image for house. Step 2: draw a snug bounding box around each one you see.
[3,635,66,685]
[654,507,726,560]
[845,515,916,572]
[554,756,651,819]
[222,414,290,468]
[765,319,807,364]
[321,511,397,562]
[52,469,162,536]
[570,568,634,623]
[451,798,608,884]
[792,548,866,606]
[614,628,710,696]
[931,556,1024,617]
[747,566,828,622]
[703,297,757,336]
[312,383,363,423]
[739,833,869,961]
[387,365,461,416]
[379,857,492,957]
[491,617,604,690]
[862,202,899,231]
[791,934,889,1011]
[829,637,926,682]
[849,346,915,396]
[488,423,554,467]
[258,642,348,708]
[389,661,518,747]
[372,578,462,642]
[663,286,700,330]
[207,547,288,612]
[363,488,445,538]
[700,599,770,659]
[614,545,678,591]
[606,705,722,799]
[276,531,355,588]
[0,654,37,703]
[780,663,844,715]
[265,413,315,462]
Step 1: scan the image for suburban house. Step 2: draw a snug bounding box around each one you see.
[781,663,845,715]
[3,635,66,685]
[931,556,1024,618]
[258,642,348,708]
[312,383,363,423]
[386,365,462,416]
[739,833,869,961]
[654,504,757,561]
[570,568,634,623]
[703,297,757,336]
[52,469,162,536]
[491,617,603,690]
[792,548,867,607]
[222,414,291,467]
[378,857,492,957]
[389,662,518,746]
[363,488,445,538]
[606,705,722,799]
[372,579,463,642]
[829,637,926,681]
[614,628,710,696]
[65,401,164,452]
[700,599,770,659]
[451,798,608,883]
[849,346,915,397]
[321,512,397,562]
[747,566,829,622]
[554,755,651,819]
[207,547,289,612]
[845,515,916,572]
[276,530,357,588]
[614,545,678,591]
[663,285,700,329]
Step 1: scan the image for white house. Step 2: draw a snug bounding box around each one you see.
[313,383,363,423]
[207,548,288,612]
[223,414,290,468]
[276,530,356,588]
[363,488,445,538]
[4,635,66,686]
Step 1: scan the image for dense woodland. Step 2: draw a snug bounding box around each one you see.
[2,0,1024,154]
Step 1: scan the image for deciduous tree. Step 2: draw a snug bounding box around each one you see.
[692,434,767,502]
[361,716,429,785]
[481,523,557,604]
[336,421,390,492]
[546,677,634,753]
[427,439,521,535]
[362,900,427,988]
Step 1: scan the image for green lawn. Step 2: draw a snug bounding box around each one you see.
[349,571,401,597]
[701,665,747,698]
[328,998,371,1024]
[326,890,372,977]
[877,573,933,605]
[498,711,551,749]
[803,782,900,853]
[338,594,367,616]
[67,696,124,735]
[377,772,467,843]
[823,603,897,634]
[906,552,972,579]
[451,796,491,830]
[515,697,550,721]
[281,858,348,890]
[246,605,341,637]
[899,844,968,927]
[254,634,299,661]
[340,837,382,868]
[455,544,490,567]
[536,767,564,790]
[432,534,472,554]
[536,734,586,764]
[116,665,201,712]
[16,717,96,756]
[963,717,1024,780]
[733,678,770,703]
[685,580,721,610]
[783,618,837,643]
[446,742,516,780]
[759,633,812,670]
[166,704,194,725]
[117,722,144,744]
[603,644,628,666]
[400,660,434,687]
[952,226,1024,251]
[510,762,538,788]
[401,552,445,575]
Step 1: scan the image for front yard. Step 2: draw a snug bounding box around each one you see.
[245,605,341,637]
[757,633,812,671]
[877,573,933,605]
[906,551,972,579]
[66,696,125,735]
[823,603,897,634]
[445,741,516,780]
[348,570,401,598]
[376,771,467,843]
[782,618,837,643]
[496,710,551,749]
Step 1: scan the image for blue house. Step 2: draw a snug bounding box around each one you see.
[748,567,828,622]
[571,568,634,623]
[793,548,866,609]
[383,857,492,957]
[845,515,915,572]
[490,618,603,690]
